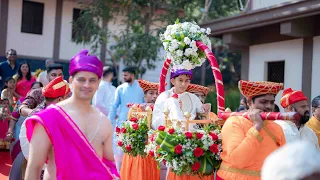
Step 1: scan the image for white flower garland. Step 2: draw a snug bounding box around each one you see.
[160,21,212,70]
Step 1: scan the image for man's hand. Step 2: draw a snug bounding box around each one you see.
[247,109,263,131]
[202,103,211,113]
[20,106,33,117]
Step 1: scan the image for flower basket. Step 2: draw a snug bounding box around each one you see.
[116,117,149,157]
[145,124,222,177]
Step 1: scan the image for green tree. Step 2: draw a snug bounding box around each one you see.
[72,0,246,78]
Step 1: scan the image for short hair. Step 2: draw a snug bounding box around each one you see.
[7,49,17,55]
[45,59,55,65]
[312,95,320,108]
[31,81,43,88]
[122,66,136,75]
[103,66,114,77]
[47,64,63,73]
[236,105,247,112]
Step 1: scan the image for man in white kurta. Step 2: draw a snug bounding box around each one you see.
[92,66,116,116]
[275,88,318,148]
[152,69,207,130]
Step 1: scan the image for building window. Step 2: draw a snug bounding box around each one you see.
[72,8,81,40]
[21,0,44,35]
[267,61,285,83]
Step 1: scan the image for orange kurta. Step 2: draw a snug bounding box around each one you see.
[306,116,320,146]
[120,154,160,180]
[217,116,286,180]
[167,171,214,180]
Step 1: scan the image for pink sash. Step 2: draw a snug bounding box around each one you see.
[26,104,119,180]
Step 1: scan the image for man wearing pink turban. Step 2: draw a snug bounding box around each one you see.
[24,50,120,180]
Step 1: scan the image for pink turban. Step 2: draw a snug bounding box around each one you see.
[69,50,103,78]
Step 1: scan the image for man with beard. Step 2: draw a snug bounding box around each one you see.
[307,96,320,146]
[108,66,144,172]
[217,80,286,180]
[275,88,318,147]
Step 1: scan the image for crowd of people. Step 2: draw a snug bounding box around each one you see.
[1,47,320,180]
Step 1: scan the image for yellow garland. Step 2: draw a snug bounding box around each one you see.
[34,69,44,78]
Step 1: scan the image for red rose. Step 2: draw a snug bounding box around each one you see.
[209,132,219,141]
[196,132,203,139]
[130,117,138,123]
[149,150,155,156]
[191,162,201,171]
[158,126,166,131]
[126,145,132,152]
[209,144,219,153]
[168,128,175,134]
[185,132,193,139]
[162,160,167,165]
[121,127,127,133]
[174,144,183,155]
[194,147,204,157]
[172,94,179,99]
[132,123,139,130]
[115,126,120,133]
[117,141,123,147]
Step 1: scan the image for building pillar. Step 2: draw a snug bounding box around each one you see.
[53,0,63,61]
[302,37,313,101]
[0,0,9,56]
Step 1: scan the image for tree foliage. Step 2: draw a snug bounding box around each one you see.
[72,0,246,80]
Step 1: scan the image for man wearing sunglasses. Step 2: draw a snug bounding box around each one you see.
[0,49,19,90]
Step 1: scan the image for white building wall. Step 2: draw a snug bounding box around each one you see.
[6,0,56,58]
[252,0,293,10]
[59,1,93,61]
[249,39,304,110]
[311,36,320,101]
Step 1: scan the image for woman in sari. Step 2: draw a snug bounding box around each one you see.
[7,82,43,162]
[14,62,36,98]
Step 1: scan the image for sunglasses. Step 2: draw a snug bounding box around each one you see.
[8,53,17,56]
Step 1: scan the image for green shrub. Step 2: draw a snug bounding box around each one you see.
[205,88,240,113]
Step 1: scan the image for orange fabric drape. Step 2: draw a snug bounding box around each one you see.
[120,154,160,180]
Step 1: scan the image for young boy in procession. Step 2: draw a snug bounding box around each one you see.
[152,69,210,130]
[275,88,318,147]
[120,79,160,180]
[24,50,119,180]
[217,80,286,180]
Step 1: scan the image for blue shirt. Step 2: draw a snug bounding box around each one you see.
[0,60,19,88]
[108,80,144,128]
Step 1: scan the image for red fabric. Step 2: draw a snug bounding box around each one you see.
[42,76,70,98]
[280,88,307,108]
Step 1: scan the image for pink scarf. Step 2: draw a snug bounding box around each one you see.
[26,104,119,179]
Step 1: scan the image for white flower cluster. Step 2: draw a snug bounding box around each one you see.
[160,21,212,70]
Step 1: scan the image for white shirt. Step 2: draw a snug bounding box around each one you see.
[92,81,116,116]
[274,120,319,148]
[151,88,203,130]
[37,71,49,86]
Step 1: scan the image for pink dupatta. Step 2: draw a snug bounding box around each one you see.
[26,104,119,180]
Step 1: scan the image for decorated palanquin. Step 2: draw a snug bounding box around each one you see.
[118,20,300,180]
[117,104,160,180]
